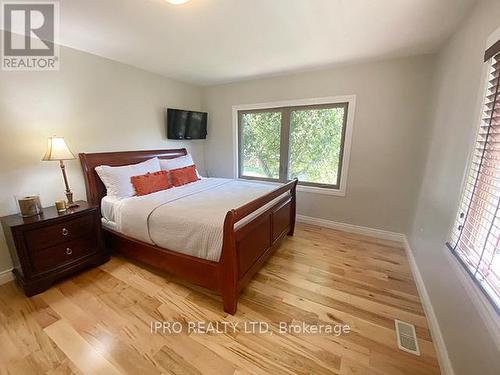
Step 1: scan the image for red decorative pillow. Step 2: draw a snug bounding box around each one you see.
[169,165,199,187]
[131,171,171,196]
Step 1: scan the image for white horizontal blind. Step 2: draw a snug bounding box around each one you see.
[449,52,500,312]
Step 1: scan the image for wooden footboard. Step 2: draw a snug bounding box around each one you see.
[219,179,298,314]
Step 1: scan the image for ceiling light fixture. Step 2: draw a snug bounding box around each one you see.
[165,0,190,4]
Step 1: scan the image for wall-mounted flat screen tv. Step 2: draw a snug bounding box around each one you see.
[166,108,208,140]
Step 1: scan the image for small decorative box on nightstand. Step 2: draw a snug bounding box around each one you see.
[0,201,109,296]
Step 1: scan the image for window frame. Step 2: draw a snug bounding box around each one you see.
[232,96,356,196]
[446,47,500,317]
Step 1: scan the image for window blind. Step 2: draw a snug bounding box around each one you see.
[448,50,500,313]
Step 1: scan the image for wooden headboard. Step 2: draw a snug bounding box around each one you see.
[79,148,187,206]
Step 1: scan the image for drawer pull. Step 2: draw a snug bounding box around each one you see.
[62,228,69,236]
[65,248,73,255]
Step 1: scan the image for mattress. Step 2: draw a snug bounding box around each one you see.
[101,178,289,261]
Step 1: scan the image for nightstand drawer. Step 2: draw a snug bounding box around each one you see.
[30,235,98,274]
[24,214,94,252]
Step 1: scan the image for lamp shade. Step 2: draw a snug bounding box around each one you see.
[42,137,76,161]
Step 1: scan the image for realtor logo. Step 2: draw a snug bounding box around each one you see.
[1,1,59,70]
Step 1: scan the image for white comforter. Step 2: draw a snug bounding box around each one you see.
[107,178,284,261]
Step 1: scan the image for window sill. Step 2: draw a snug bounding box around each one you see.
[236,178,346,196]
[297,184,346,196]
[441,245,500,348]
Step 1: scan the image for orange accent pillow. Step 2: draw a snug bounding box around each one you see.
[131,171,171,196]
[169,165,199,187]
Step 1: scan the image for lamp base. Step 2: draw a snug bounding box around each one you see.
[65,191,79,208]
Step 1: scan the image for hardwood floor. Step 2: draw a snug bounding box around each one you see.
[0,223,441,375]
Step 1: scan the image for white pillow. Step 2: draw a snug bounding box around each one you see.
[95,157,161,198]
[159,154,201,178]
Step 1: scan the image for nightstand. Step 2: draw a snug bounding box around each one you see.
[0,200,109,296]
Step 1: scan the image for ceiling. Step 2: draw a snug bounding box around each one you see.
[32,0,481,85]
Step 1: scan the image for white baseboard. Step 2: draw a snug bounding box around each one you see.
[402,238,455,375]
[0,268,13,286]
[296,214,453,374]
[296,214,406,242]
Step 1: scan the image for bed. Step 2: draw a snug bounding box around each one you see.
[79,148,297,314]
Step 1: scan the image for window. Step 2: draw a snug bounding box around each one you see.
[236,97,354,192]
[447,45,500,312]
[239,110,282,180]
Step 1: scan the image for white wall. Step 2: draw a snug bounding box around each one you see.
[409,1,500,374]
[0,41,203,273]
[202,55,435,234]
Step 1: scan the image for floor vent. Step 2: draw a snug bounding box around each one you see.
[395,319,420,356]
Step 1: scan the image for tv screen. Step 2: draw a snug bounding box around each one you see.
[167,108,207,140]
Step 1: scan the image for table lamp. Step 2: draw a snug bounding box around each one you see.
[42,136,79,208]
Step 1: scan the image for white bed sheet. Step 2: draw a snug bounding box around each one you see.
[101,195,123,224]
[100,178,289,261]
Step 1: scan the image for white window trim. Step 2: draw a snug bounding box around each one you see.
[232,95,356,196]
[445,29,500,348]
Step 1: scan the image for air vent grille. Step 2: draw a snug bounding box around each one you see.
[395,319,420,356]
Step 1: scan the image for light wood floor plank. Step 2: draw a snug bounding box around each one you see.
[0,223,440,374]
[43,319,121,375]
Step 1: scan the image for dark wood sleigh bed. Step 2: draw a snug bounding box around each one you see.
[79,148,297,314]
